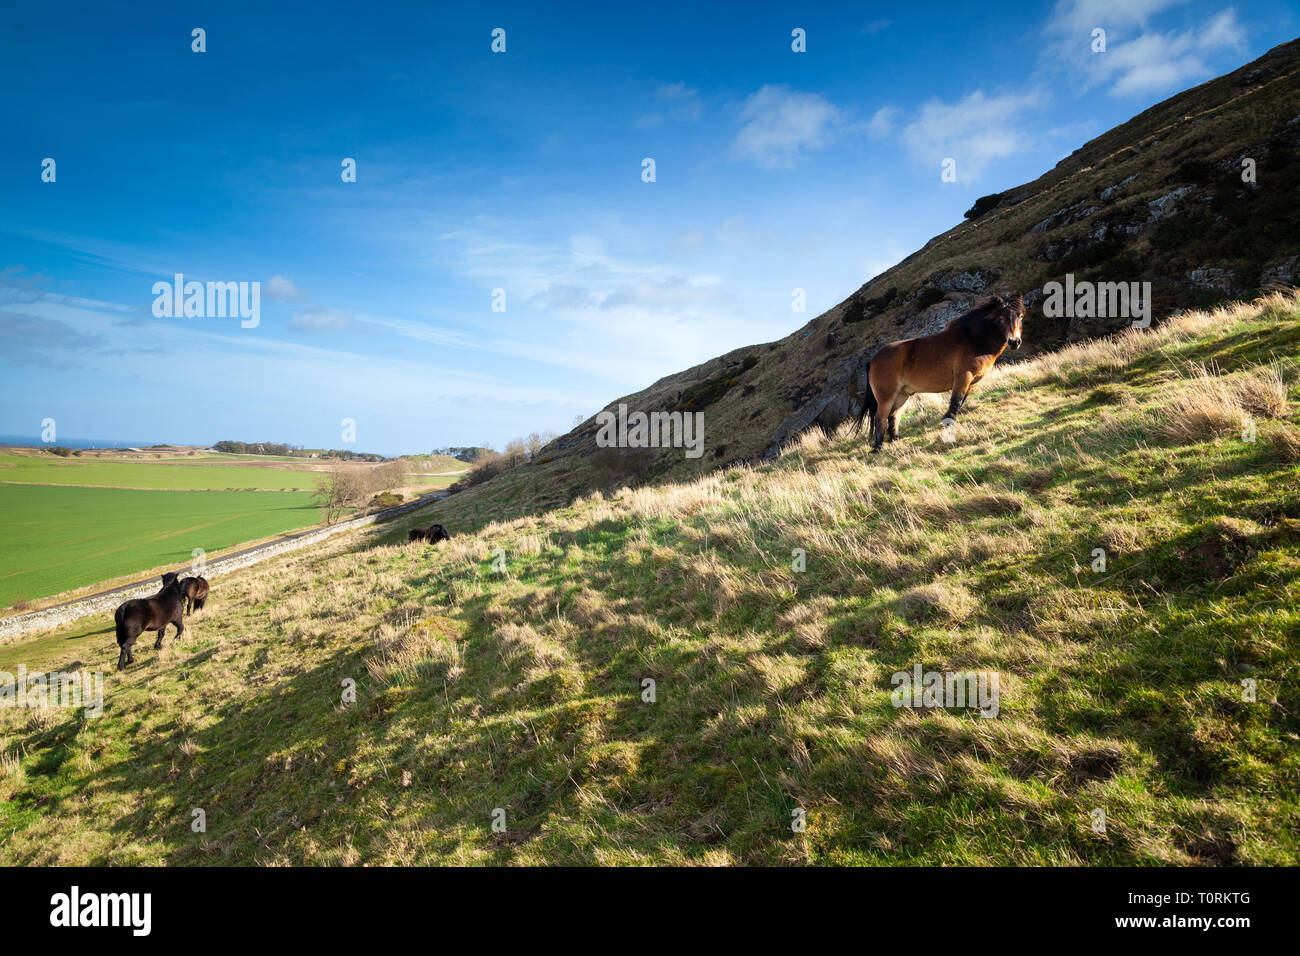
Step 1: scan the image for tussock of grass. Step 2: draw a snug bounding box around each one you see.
[1,292,1298,866]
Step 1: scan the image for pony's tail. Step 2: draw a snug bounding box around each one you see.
[855,361,877,434]
[193,597,205,611]
[113,605,127,646]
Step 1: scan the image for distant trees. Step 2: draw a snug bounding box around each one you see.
[214,440,388,462]
[215,440,302,456]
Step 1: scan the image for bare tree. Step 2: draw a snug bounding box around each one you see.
[503,437,527,468]
[313,464,364,525]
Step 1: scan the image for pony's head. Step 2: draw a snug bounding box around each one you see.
[161,571,180,590]
[989,292,1025,349]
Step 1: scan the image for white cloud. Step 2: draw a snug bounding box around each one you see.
[638,82,704,127]
[1042,1,1246,96]
[731,85,843,169]
[867,105,901,139]
[289,305,352,332]
[265,274,305,300]
[899,90,1044,182]
[433,221,794,387]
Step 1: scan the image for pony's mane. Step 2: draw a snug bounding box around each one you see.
[946,293,1021,335]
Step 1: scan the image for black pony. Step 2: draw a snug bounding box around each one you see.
[114,572,185,671]
[408,524,451,543]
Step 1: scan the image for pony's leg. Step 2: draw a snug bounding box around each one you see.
[944,372,975,428]
[888,394,911,442]
[871,390,897,452]
[117,642,129,671]
[155,625,166,649]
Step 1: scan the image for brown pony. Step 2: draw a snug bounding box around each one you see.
[178,575,209,614]
[114,572,185,671]
[857,292,1025,452]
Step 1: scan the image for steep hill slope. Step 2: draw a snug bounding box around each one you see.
[2,292,1298,865]
[472,38,1300,511]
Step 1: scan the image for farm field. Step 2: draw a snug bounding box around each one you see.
[0,453,322,491]
[0,484,322,610]
[0,450,468,609]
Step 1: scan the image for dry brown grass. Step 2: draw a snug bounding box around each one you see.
[778,596,837,649]
[1269,423,1300,461]
[0,748,23,783]
[1158,363,1248,442]
[897,580,977,623]
[998,290,1300,393]
[366,615,465,684]
[1157,358,1291,444]
[1234,361,1288,419]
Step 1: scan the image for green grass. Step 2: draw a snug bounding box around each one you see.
[1,295,1297,865]
[0,454,321,491]
[0,485,321,608]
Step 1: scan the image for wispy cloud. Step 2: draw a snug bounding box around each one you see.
[866,105,901,139]
[266,275,306,300]
[731,85,844,169]
[289,304,353,333]
[637,82,704,127]
[0,311,106,369]
[1042,1,1247,96]
[898,90,1044,182]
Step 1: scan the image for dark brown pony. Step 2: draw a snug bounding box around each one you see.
[178,575,209,614]
[408,524,450,543]
[114,572,185,671]
[857,292,1025,452]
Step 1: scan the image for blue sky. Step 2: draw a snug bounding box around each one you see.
[2,0,1295,455]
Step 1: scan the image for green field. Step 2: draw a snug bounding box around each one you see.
[0,484,321,608]
[0,454,319,491]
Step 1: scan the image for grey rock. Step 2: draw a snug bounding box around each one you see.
[1146,186,1194,222]
[1186,267,1236,292]
[1260,255,1300,286]
[1100,174,1138,201]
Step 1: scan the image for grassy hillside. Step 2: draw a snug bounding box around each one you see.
[1,292,1297,865]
